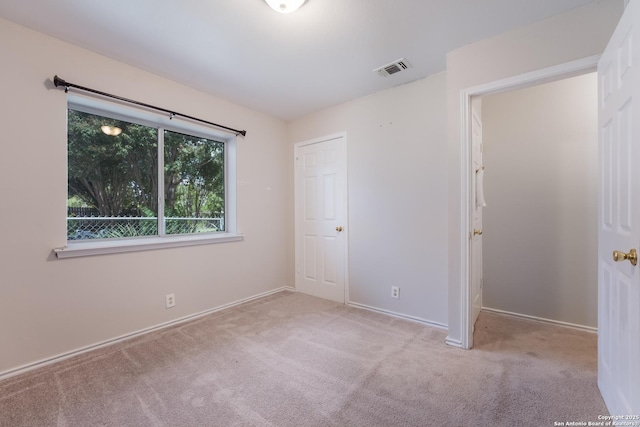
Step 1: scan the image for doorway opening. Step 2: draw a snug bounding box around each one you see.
[476,72,598,336]
[458,55,600,349]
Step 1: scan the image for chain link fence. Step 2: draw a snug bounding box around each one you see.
[67,216,224,240]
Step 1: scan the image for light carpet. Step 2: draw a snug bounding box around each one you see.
[0,291,607,426]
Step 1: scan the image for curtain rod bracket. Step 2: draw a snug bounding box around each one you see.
[52,75,247,137]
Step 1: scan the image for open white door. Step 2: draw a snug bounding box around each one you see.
[598,0,640,415]
[294,134,347,303]
[470,98,484,329]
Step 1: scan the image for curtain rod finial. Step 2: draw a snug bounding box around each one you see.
[53,75,66,87]
[53,75,69,93]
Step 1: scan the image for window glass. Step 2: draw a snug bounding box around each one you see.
[163,130,225,235]
[67,109,226,241]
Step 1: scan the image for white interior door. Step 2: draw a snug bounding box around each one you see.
[598,0,640,415]
[470,99,484,329]
[294,134,347,303]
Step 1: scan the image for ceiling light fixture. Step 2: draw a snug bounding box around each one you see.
[101,125,122,136]
[264,0,307,14]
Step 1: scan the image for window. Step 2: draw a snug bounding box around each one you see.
[57,94,240,258]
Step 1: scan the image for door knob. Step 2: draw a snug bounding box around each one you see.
[473,229,483,236]
[613,249,638,266]
[336,226,343,232]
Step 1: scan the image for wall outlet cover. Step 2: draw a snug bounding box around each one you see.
[166,294,176,308]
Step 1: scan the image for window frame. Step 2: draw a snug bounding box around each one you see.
[55,93,242,259]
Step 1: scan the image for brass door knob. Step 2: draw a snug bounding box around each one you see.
[613,249,638,266]
[336,226,343,232]
[473,229,483,236]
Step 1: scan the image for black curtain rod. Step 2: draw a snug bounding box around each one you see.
[53,75,247,137]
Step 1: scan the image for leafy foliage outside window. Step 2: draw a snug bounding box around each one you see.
[164,130,225,235]
[67,110,225,240]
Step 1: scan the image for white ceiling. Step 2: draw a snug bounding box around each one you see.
[0,0,597,120]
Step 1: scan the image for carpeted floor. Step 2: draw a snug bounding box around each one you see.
[0,291,607,427]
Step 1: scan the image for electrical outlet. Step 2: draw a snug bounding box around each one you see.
[391,286,400,299]
[165,294,175,308]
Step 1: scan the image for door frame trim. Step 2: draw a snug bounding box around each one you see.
[453,55,600,350]
[293,132,349,304]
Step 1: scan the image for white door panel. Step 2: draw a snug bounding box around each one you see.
[295,135,347,303]
[598,0,640,415]
[471,99,484,329]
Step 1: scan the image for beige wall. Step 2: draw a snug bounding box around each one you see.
[288,72,449,326]
[446,0,623,345]
[482,73,598,328]
[0,17,292,375]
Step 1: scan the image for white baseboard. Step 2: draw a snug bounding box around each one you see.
[347,301,447,330]
[0,286,296,382]
[445,337,464,348]
[481,306,597,333]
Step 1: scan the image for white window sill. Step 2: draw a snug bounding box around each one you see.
[54,233,244,259]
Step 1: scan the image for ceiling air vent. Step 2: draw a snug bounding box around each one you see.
[374,58,412,77]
